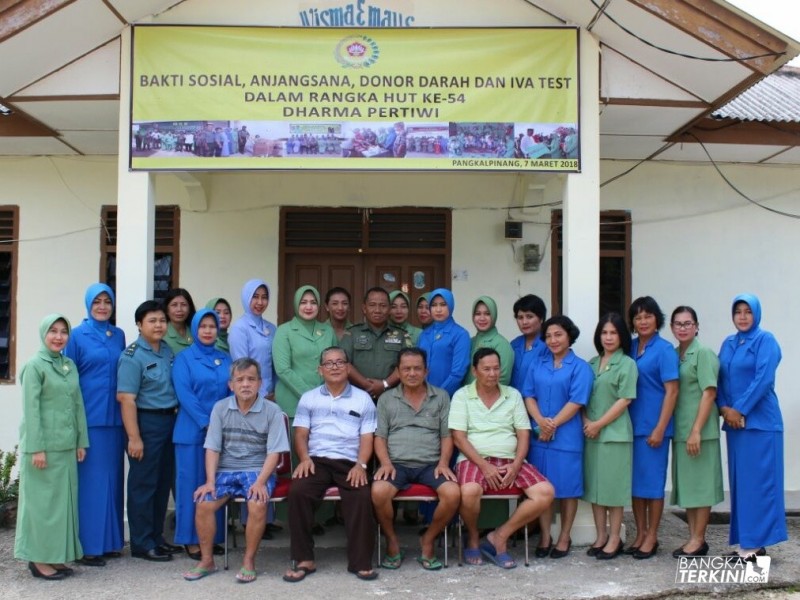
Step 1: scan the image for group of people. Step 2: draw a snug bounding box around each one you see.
[13,279,786,583]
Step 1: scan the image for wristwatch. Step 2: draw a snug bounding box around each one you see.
[382,379,389,390]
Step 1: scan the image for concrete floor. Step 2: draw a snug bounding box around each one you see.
[2,509,798,600]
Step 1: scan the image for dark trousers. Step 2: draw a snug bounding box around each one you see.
[127,412,176,553]
[288,456,375,572]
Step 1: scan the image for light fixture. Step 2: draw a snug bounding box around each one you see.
[0,102,13,117]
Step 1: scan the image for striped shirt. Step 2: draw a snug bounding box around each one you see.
[204,395,289,471]
[448,382,530,463]
[294,383,377,462]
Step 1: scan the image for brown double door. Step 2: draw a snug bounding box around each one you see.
[279,208,450,325]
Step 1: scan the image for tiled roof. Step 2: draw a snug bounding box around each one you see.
[713,66,800,123]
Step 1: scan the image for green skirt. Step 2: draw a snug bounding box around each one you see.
[14,449,83,563]
[670,438,724,508]
[583,439,631,507]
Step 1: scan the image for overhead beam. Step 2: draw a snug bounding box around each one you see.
[0,0,76,43]
[629,0,790,74]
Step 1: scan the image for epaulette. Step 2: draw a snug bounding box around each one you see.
[124,343,138,357]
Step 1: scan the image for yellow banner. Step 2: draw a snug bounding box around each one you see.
[130,26,580,172]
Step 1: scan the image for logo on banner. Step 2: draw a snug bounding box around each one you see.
[675,555,771,584]
[335,35,379,68]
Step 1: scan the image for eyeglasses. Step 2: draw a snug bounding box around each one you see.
[671,321,695,330]
[321,359,348,369]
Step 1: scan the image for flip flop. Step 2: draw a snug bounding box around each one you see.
[480,541,516,569]
[463,548,484,566]
[183,566,217,581]
[416,555,443,571]
[282,565,317,583]
[235,567,257,583]
[380,550,405,569]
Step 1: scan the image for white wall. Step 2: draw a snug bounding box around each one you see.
[1,156,798,494]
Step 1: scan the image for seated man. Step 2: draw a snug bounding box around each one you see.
[182,357,289,584]
[450,348,555,569]
[372,348,460,570]
[283,347,378,582]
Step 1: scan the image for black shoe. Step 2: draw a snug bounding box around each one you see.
[212,544,225,556]
[596,541,624,560]
[311,523,325,536]
[184,546,202,560]
[103,551,123,559]
[534,543,552,558]
[622,545,639,555]
[673,541,709,558]
[586,539,608,557]
[156,542,183,555]
[78,555,107,567]
[633,542,659,560]
[28,562,66,580]
[53,565,75,576]
[132,548,172,562]
[261,529,274,540]
[549,539,572,559]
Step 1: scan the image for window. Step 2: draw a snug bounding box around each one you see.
[100,205,180,303]
[551,210,631,318]
[0,207,18,382]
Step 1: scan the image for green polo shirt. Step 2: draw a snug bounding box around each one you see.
[449,383,530,463]
[673,338,720,441]
[376,383,450,467]
[340,322,413,380]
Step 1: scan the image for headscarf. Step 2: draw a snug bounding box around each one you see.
[732,293,761,336]
[389,290,411,326]
[472,295,498,336]
[429,288,455,331]
[190,308,220,356]
[416,292,431,308]
[38,313,71,363]
[294,285,321,333]
[205,297,231,351]
[240,278,270,326]
[84,283,115,335]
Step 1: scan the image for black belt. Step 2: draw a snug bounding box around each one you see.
[138,407,178,415]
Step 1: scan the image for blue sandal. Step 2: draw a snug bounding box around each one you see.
[480,540,517,569]
[463,547,484,565]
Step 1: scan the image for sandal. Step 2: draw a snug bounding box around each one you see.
[480,540,517,569]
[183,566,217,581]
[354,569,379,580]
[416,555,443,571]
[380,550,405,569]
[463,547,484,566]
[282,565,317,583]
[235,567,257,584]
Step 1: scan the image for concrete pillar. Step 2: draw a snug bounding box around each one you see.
[552,28,623,548]
[116,26,154,341]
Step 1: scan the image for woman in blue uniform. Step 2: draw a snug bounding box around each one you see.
[718,294,786,558]
[64,283,126,566]
[228,279,276,399]
[627,296,679,559]
[509,294,548,393]
[172,309,232,559]
[524,315,593,559]
[417,288,470,396]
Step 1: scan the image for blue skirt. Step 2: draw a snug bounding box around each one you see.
[632,435,670,499]
[727,429,787,548]
[529,444,582,498]
[78,426,125,555]
[174,443,224,545]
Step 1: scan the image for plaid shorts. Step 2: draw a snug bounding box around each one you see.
[202,471,277,501]
[457,457,548,491]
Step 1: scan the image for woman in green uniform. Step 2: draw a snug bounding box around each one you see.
[464,295,514,386]
[163,288,196,354]
[15,314,89,579]
[583,313,637,560]
[388,291,422,345]
[669,306,722,558]
[273,285,337,419]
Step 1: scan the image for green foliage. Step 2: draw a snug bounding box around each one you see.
[0,445,19,505]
